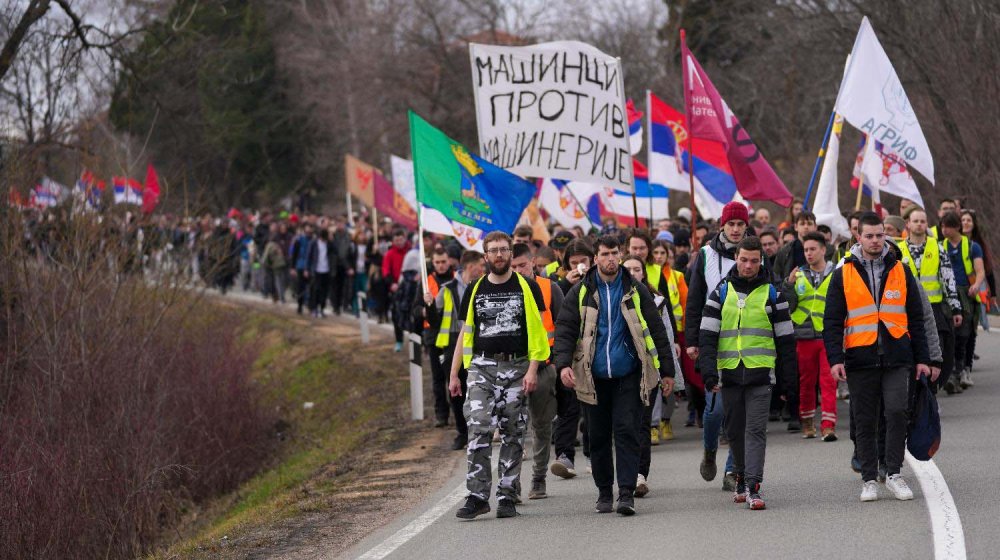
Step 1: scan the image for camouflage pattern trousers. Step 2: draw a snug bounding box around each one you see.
[464,355,529,501]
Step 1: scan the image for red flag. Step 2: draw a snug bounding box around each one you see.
[143,164,160,214]
[680,32,793,206]
[373,170,418,230]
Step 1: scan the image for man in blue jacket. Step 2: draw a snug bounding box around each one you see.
[554,235,676,516]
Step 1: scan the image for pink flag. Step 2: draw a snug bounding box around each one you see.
[680,31,793,206]
[373,170,418,230]
[143,163,160,214]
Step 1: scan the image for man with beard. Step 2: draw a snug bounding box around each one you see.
[554,235,675,516]
[449,232,549,520]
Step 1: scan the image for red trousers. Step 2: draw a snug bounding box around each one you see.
[677,332,702,392]
[797,338,837,429]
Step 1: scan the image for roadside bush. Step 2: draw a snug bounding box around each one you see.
[0,206,276,559]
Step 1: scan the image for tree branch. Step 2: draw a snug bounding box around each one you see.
[0,0,53,84]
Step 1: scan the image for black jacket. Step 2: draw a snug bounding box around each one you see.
[822,248,930,371]
[697,266,798,395]
[553,266,676,379]
[684,233,738,347]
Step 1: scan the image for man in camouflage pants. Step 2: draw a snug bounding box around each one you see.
[449,231,550,519]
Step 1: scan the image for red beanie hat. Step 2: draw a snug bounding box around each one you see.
[720,201,749,225]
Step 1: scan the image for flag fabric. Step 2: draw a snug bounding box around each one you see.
[143,164,160,214]
[409,111,536,235]
[31,181,60,208]
[813,115,852,241]
[646,91,737,219]
[856,134,925,208]
[345,154,377,207]
[594,160,670,221]
[627,99,643,155]
[77,170,105,210]
[518,199,551,246]
[112,177,127,205]
[421,205,485,251]
[680,34,793,206]
[537,178,600,231]
[373,170,418,230]
[390,155,418,211]
[834,17,934,184]
[8,189,28,209]
[112,177,142,205]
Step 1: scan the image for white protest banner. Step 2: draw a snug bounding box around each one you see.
[469,41,633,189]
[834,17,934,184]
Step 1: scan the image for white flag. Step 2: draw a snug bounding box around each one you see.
[858,136,924,209]
[389,155,418,211]
[420,205,484,252]
[813,115,852,242]
[538,178,598,230]
[834,17,934,183]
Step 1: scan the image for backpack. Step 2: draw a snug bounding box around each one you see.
[907,376,941,461]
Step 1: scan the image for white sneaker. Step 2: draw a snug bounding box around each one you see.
[635,474,649,498]
[861,480,879,502]
[886,474,914,500]
[960,368,974,388]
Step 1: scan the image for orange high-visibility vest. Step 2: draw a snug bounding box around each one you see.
[843,261,909,348]
[423,274,440,330]
[535,275,556,347]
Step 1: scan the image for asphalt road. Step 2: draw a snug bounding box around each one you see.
[345,329,999,560]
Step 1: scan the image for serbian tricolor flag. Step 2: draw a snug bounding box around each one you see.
[113,176,143,205]
[627,99,643,155]
[680,31,793,207]
[598,160,669,222]
[647,91,736,219]
[143,164,160,214]
[77,169,105,210]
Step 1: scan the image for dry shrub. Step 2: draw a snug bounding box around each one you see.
[0,206,276,559]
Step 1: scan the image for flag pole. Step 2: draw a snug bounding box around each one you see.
[372,204,379,247]
[680,30,699,230]
[802,109,837,211]
[614,57,639,227]
[854,135,867,211]
[646,89,664,232]
[408,110,429,293]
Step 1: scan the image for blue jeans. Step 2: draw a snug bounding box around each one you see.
[703,391,734,473]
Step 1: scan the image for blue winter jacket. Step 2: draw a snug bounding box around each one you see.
[591,270,640,378]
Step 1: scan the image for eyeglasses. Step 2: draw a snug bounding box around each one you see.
[485,247,511,255]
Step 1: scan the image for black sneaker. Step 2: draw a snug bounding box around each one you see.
[451,435,468,451]
[733,473,748,503]
[456,496,490,519]
[434,417,448,428]
[616,488,636,516]
[722,471,737,492]
[595,488,614,513]
[496,498,518,518]
[768,409,781,422]
[787,420,801,433]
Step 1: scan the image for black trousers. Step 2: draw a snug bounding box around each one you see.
[638,387,659,478]
[449,358,469,441]
[553,382,581,463]
[329,265,349,313]
[295,269,310,312]
[584,372,642,492]
[847,366,909,482]
[309,272,331,312]
[428,346,450,422]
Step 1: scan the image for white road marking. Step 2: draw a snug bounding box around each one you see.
[905,451,966,560]
[355,483,467,560]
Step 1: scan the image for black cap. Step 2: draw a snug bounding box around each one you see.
[550,230,574,250]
